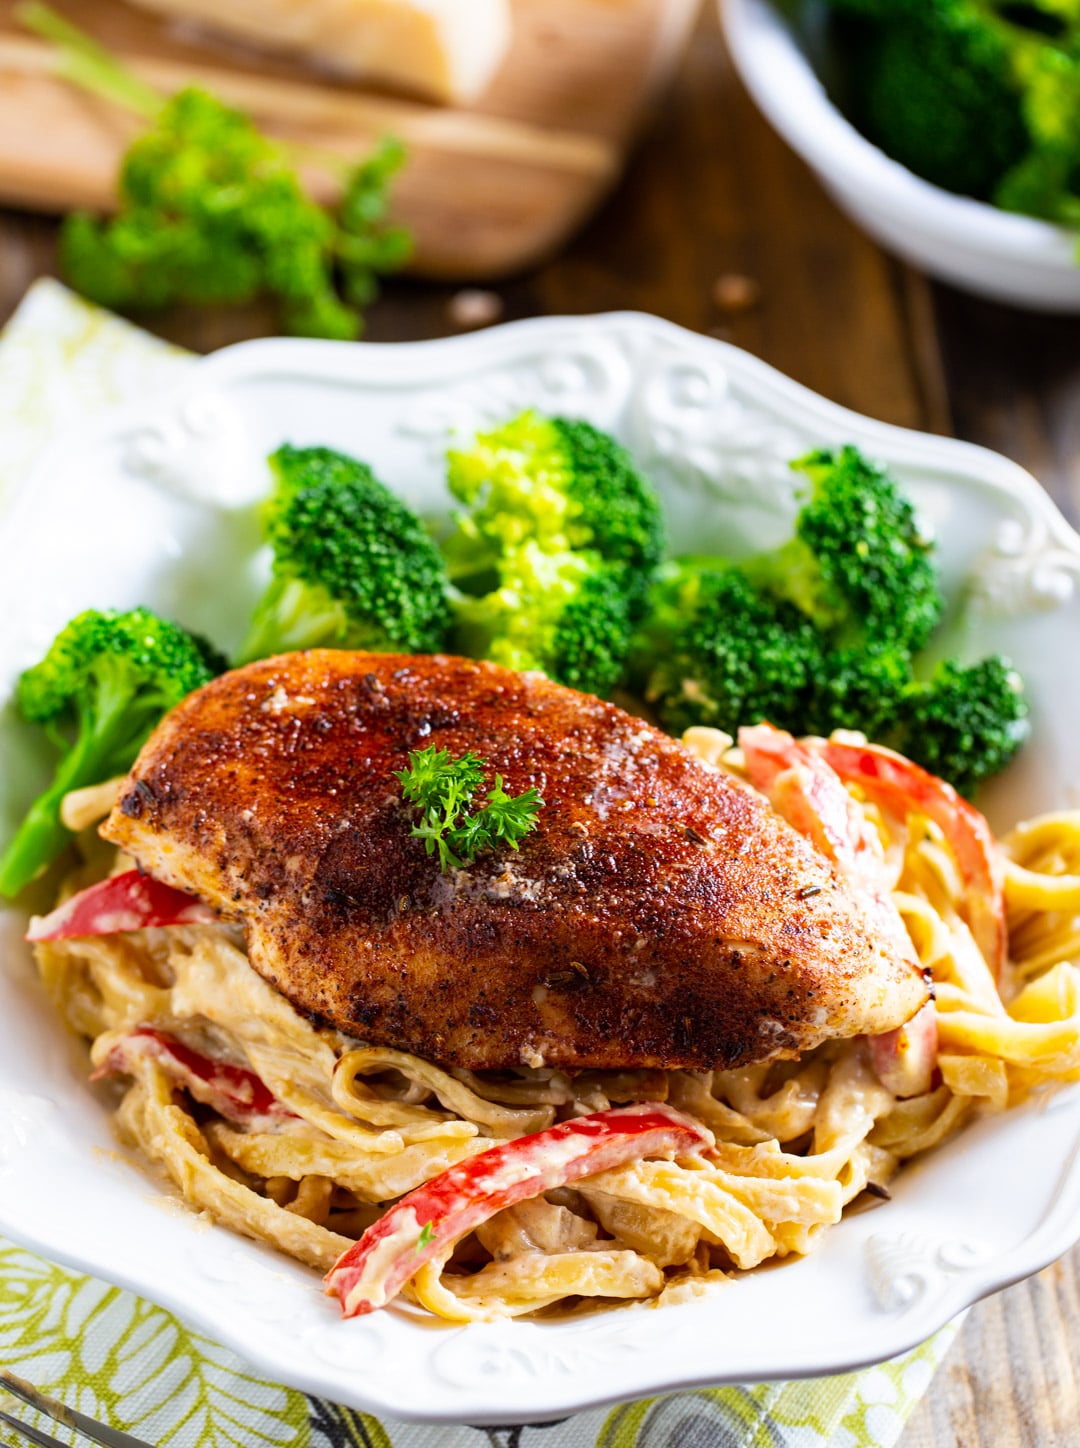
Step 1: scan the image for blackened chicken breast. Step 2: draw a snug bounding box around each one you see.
[102,651,927,1071]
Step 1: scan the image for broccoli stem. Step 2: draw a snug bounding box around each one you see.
[0,662,158,897]
[234,577,353,666]
[18,3,162,121]
[0,787,72,897]
[0,712,119,897]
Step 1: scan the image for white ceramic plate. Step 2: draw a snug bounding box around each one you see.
[2,314,1080,1425]
[721,0,1080,313]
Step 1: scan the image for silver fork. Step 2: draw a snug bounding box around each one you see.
[0,1369,153,1448]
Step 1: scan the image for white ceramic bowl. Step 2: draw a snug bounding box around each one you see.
[2,314,1080,1423]
[720,0,1080,312]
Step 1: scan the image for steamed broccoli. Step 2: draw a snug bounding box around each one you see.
[236,444,452,665]
[452,542,632,697]
[442,411,663,696]
[633,445,1028,794]
[21,4,410,339]
[997,32,1080,224]
[444,411,664,613]
[633,564,919,746]
[897,656,1030,795]
[631,563,823,736]
[826,0,1080,228]
[802,644,916,742]
[0,607,225,898]
[741,446,942,653]
[834,3,1028,199]
[802,649,1029,794]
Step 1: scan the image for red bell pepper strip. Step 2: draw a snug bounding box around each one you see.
[811,738,1006,977]
[323,1102,714,1316]
[26,870,217,942]
[739,724,889,896]
[92,1027,297,1126]
[740,724,933,1089]
[739,724,922,974]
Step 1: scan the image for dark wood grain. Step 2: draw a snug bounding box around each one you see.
[903,1260,1080,1448]
[932,283,1080,527]
[1,8,1079,1445]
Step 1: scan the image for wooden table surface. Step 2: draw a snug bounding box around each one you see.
[1,8,1078,1445]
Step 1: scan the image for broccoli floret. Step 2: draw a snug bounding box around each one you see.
[809,651,1030,795]
[627,443,1028,794]
[995,146,1080,222]
[445,411,664,614]
[894,656,1030,796]
[827,0,1080,229]
[803,645,914,741]
[444,412,570,581]
[551,418,666,601]
[452,542,632,698]
[441,411,662,695]
[237,444,452,665]
[996,32,1080,222]
[635,564,1028,792]
[833,4,1029,199]
[22,5,409,340]
[632,563,824,737]
[631,444,941,735]
[742,446,942,654]
[0,607,225,898]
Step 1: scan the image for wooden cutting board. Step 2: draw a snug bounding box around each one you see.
[0,0,700,279]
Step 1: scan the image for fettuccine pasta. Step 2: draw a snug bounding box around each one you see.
[32,737,1080,1321]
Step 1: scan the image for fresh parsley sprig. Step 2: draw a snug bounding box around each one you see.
[395,744,543,872]
[19,2,411,341]
[415,1221,436,1253]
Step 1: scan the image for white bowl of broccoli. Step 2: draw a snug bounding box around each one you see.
[720,0,1080,312]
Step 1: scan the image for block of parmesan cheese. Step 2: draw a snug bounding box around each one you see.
[126,0,513,104]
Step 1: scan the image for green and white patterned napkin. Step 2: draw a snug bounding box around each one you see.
[0,279,960,1448]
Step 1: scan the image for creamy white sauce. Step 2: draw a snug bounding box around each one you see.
[89,909,147,933]
[343,1207,422,1312]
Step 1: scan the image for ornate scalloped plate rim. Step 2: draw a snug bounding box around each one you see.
[2,311,1080,1424]
[5,1103,1080,1423]
[3,312,1078,559]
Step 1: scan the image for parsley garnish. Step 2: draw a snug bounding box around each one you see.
[415,1221,437,1253]
[395,744,543,872]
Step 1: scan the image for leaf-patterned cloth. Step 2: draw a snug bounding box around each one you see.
[0,279,960,1448]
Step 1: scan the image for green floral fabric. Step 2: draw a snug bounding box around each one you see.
[0,1235,958,1448]
[0,280,960,1447]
